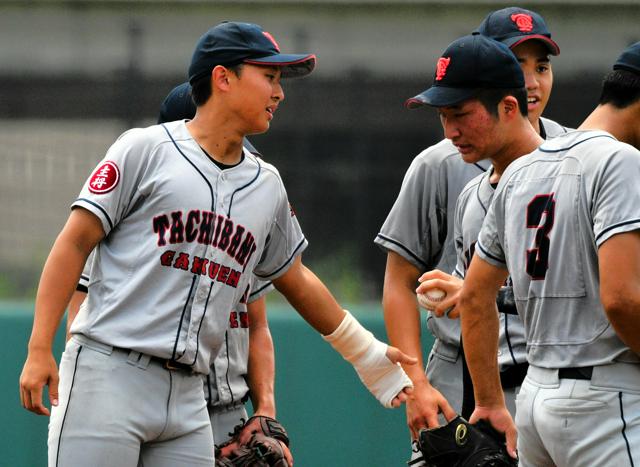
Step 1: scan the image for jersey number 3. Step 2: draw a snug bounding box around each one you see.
[526,194,556,280]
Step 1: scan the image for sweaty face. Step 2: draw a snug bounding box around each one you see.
[438,99,503,164]
[512,41,553,128]
[228,64,284,135]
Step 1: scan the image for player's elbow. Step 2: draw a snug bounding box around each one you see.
[601,288,640,324]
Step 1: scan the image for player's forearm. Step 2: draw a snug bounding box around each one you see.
[459,292,503,406]
[383,286,426,381]
[30,238,90,351]
[273,258,344,335]
[66,290,87,342]
[382,252,426,381]
[248,325,276,417]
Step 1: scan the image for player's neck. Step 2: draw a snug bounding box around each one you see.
[580,104,640,148]
[186,112,244,165]
[490,122,543,182]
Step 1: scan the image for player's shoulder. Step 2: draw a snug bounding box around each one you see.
[249,153,286,186]
[409,139,488,173]
[113,120,185,153]
[538,129,625,156]
[540,116,572,139]
[458,170,487,199]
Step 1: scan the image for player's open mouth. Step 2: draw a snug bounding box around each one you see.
[266,106,276,120]
[527,96,539,107]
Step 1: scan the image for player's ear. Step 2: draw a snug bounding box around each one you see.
[212,65,233,92]
[501,96,519,119]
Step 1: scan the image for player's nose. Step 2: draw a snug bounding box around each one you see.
[273,82,285,102]
[524,70,539,90]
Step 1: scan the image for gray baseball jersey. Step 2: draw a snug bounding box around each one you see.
[453,117,568,369]
[453,171,526,370]
[70,120,306,374]
[375,138,489,347]
[375,116,566,347]
[206,277,274,408]
[477,129,640,368]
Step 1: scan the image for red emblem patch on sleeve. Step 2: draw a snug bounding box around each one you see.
[511,13,534,32]
[88,161,120,194]
[435,57,451,81]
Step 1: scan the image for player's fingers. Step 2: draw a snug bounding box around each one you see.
[385,346,418,366]
[440,400,458,422]
[506,425,518,459]
[425,410,441,428]
[281,442,294,466]
[30,386,50,416]
[49,373,59,408]
[446,306,460,319]
[415,278,448,294]
[417,269,449,282]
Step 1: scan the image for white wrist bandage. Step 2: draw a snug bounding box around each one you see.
[323,310,413,408]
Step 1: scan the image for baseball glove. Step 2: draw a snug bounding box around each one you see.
[216,416,292,466]
[215,433,290,467]
[418,416,517,467]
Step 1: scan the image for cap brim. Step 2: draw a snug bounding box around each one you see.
[405,86,477,109]
[504,35,560,55]
[245,54,316,78]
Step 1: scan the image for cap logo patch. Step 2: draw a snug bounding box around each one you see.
[88,161,120,194]
[262,31,281,52]
[511,13,534,32]
[435,57,451,81]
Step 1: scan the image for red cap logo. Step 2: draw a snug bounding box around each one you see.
[88,161,120,194]
[262,31,281,52]
[435,57,451,81]
[511,13,534,32]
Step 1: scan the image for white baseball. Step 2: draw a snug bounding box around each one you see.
[417,288,447,311]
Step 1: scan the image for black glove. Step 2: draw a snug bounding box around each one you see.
[418,416,517,467]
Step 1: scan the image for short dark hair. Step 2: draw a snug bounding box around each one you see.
[475,87,528,118]
[599,69,640,108]
[191,63,244,107]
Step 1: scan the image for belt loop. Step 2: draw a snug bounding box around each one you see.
[137,354,151,369]
[126,351,142,366]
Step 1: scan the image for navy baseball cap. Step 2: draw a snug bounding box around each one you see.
[614,41,640,74]
[476,7,560,56]
[188,21,316,84]
[406,34,525,109]
[158,82,195,124]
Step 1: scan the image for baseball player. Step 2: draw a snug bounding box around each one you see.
[416,6,568,419]
[65,84,282,451]
[458,41,640,466]
[157,82,283,446]
[376,7,566,465]
[19,21,415,467]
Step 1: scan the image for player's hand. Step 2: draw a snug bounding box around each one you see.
[384,346,418,407]
[406,380,457,439]
[416,269,464,318]
[19,349,59,416]
[469,405,517,459]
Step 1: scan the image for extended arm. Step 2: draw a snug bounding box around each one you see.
[19,208,104,415]
[457,254,516,458]
[273,256,417,408]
